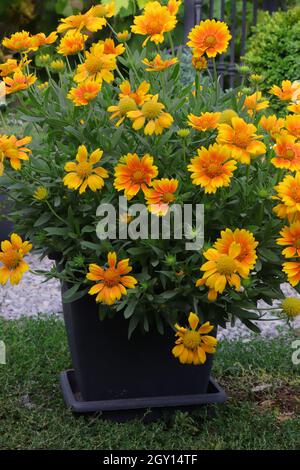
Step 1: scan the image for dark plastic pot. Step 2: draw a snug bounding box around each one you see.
[59,287,227,420]
[0,193,13,242]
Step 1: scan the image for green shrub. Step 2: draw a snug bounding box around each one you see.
[243,7,300,111]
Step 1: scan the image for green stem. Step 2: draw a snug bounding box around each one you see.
[45,200,68,225]
[168,32,175,57]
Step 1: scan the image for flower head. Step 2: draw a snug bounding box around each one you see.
[4,71,36,95]
[127,94,173,135]
[188,143,237,194]
[167,0,182,15]
[143,178,178,216]
[188,112,221,132]
[281,297,300,318]
[274,173,300,220]
[119,80,151,106]
[67,78,102,106]
[57,30,87,56]
[2,31,34,52]
[142,54,178,72]
[288,102,300,114]
[0,134,31,172]
[191,54,207,71]
[259,114,285,141]
[101,37,125,56]
[116,30,131,42]
[283,261,300,287]
[270,80,300,102]
[271,133,300,171]
[50,59,65,73]
[33,186,48,201]
[87,252,137,305]
[217,116,266,164]
[63,145,108,194]
[74,42,116,83]
[131,1,177,47]
[172,312,217,365]
[0,56,30,77]
[31,32,58,49]
[57,6,107,33]
[277,222,300,258]
[0,234,32,285]
[187,19,231,57]
[243,91,269,116]
[285,114,300,140]
[114,153,158,200]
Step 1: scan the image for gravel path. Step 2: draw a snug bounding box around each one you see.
[0,254,296,340]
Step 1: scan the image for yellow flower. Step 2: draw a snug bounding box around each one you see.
[250,74,263,83]
[277,222,300,258]
[259,114,285,142]
[281,297,300,318]
[188,143,237,193]
[288,102,300,114]
[67,79,102,106]
[188,112,221,132]
[282,262,300,287]
[219,109,238,125]
[119,80,151,105]
[116,30,131,42]
[192,54,207,71]
[285,114,300,140]
[131,1,177,47]
[143,178,178,216]
[114,153,158,200]
[127,94,173,135]
[4,70,36,95]
[172,312,217,365]
[167,0,182,15]
[108,96,138,126]
[31,32,58,49]
[0,233,32,285]
[0,56,30,77]
[91,2,115,18]
[0,134,31,172]
[101,37,125,56]
[274,173,300,219]
[50,59,65,72]
[63,145,108,194]
[74,42,116,83]
[270,80,300,101]
[142,54,178,72]
[271,133,300,171]
[217,116,266,164]
[33,186,48,200]
[37,53,52,66]
[87,252,137,305]
[57,6,107,33]
[37,81,49,91]
[177,128,190,137]
[57,30,87,56]
[187,19,231,58]
[2,30,34,52]
[243,91,269,116]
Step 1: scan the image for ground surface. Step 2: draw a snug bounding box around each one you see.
[0,317,299,450]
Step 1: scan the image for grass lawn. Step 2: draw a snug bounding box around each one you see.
[0,317,299,450]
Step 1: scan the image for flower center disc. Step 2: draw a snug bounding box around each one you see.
[133,169,144,182]
[163,192,175,203]
[2,250,22,269]
[118,97,137,115]
[285,149,295,160]
[216,255,236,275]
[77,162,93,177]
[104,267,120,287]
[205,35,217,47]
[142,101,163,119]
[183,330,201,349]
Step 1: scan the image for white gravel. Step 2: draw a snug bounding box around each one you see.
[0,254,297,340]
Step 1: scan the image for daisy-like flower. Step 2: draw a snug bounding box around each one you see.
[67,79,102,106]
[119,80,151,106]
[0,233,32,286]
[63,145,108,194]
[91,1,115,18]
[114,153,158,200]
[143,178,178,216]
[50,59,65,73]
[86,252,137,305]
[274,173,300,219]
[259,114,285,141]
[188,143,237,194]
[196,243,245,301]
[4,70,36,95]
[131,1,177,47]
[282,261,300,287]
[116,30,131,42]
[172,312,217,365]
[213,228,258,278]
[270,80,300,101]
[192,54,207,71]
[33,186,48,201]
[142,54,178,72]
[2,30,34,52]
[100,38,125,56]
[243,91,269,117]
[74,42,117,83]
[57,30,87,56]
[0,56,30,78]
[167,0,182,15]
[281,297,300,318]
[57,6,107,33]
[271,133,300,171]
[285,114,300,140]
[277,222,300,258]
[107,96,138,126]
[31,32,58,50]
[187,19,231,58]
[0,134,31,172]
[288,102,300,114]
[127,94,173,135]
[217,116,266,164]
[188,112,221,132]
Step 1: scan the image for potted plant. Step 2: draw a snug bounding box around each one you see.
[0,1,299,418]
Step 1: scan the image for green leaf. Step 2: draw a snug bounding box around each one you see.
[124,299,138,319]
[34,213,52,227]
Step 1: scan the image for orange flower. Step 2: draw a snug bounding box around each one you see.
[114,153,158,200]
[2,30,34,52]
[57,30,87,56]
[271,133,300,171]
[0,234,32,286]
[188,143,237,193]
[277,222,300,258]
[119,80,151,106]
[192,54,207,71]
[57,6,107,33]
[285,114,300,140]
[100,38,125,56]
[143,178,178,216]
[187,19,231,57]
[167,0,182,15]
[243,91,269,116]
[131,1,177,47]
[87,252,137,305]
[67,79,101,106]
[74,42,117,83]
[142,54,178,72]
[288,102,300,114]
[274,173,300,219]
[270,80,300,101]
[0,134,31,172]
[259,114,285,141]
[188,112,221,132]
[282,261,300,287]
[0,56,30,77]
[217,116,266,164]
[4,70,36,95]
[31,32,58,49]
[90,2,115,18]
[127,94,173,135]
